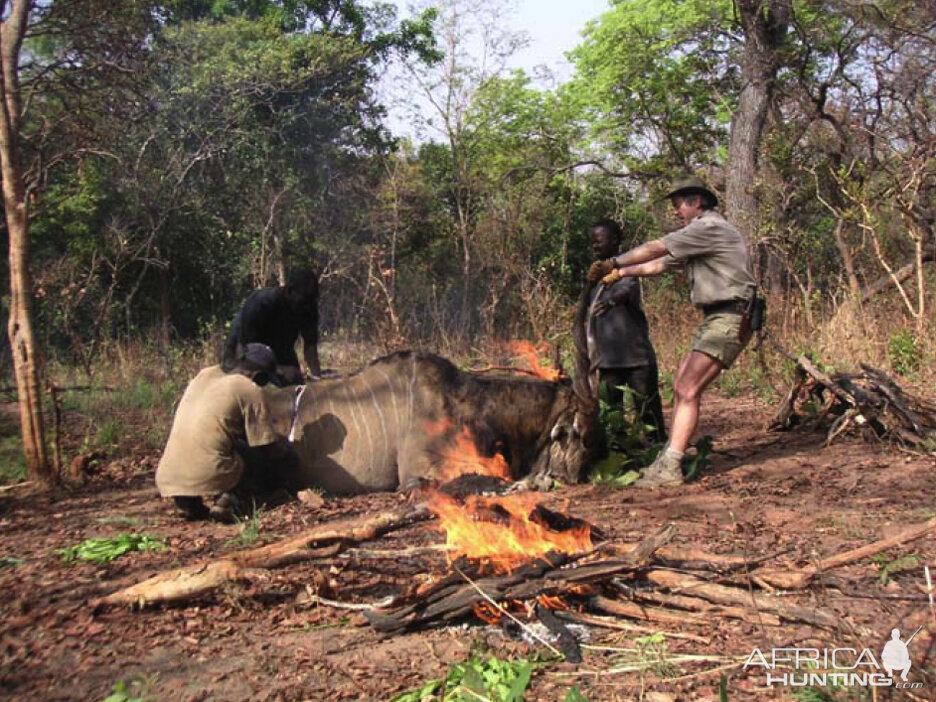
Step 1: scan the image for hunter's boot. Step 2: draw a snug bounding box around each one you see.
[633,450,684,488]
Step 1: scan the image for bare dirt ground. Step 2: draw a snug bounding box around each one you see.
[2,392,936,702]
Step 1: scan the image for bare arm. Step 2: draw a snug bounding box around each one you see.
[611,238,668,268]
[618,257,671,279]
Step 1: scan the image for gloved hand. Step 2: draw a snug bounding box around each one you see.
[601,268,622,286]
[587,260,614,284]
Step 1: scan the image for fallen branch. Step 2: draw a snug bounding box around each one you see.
[589,595,710,627]
[643,569,838,629]
[605,542,792,574]
[630,590,781,627]
[340,545,449,560]
[753,517,936,589]
[98,504,431,608]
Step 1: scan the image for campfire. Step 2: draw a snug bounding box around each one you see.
[423,418,593,574]
[428,491,593,574]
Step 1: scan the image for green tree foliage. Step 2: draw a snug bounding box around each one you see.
[567,0,736,178]
[6,0,935,391]
[23,0,438,370]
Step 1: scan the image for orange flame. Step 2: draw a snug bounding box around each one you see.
[428,491,593,574]
[425,419,511,482]
[506,341,561,382]
[424,421,591,575]
[470,595,574,625]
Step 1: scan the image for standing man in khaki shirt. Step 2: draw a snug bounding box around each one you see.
[588,176,755,487]
[156,343,289,521]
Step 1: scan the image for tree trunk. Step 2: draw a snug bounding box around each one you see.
[0,0,53,486]
[158,266,171,352]
[726,0,792,257]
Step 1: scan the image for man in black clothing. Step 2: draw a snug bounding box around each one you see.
[221,268,321,384]
[585,220,667,444]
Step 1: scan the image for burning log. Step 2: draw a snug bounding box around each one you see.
[770,356,936,446]
[364,525,677,632]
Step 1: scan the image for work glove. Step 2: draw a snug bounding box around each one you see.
[587,260,614,284]
[601,268,622,286]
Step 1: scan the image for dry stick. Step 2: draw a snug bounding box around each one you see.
[630,590,781,627]
[0,481,31,493]
[642,570,838,630]
[98,504,431,608]
[341,544,449,560]
[604,542,790,573]
[555,654,739,677]
[589,596,710,627]
[753,517,936,589]
[301,592,395,611]
[553,610,711,645]
[926,566,936,631]
[667,660,748,684]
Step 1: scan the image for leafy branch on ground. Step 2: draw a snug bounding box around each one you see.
[589,384,664,487]
[682,435,713,482]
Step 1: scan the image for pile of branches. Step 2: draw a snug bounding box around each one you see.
[770,356,936,447]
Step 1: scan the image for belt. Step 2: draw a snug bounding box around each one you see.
[702,299,747,316]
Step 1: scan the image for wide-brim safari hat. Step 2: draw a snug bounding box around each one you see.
[664,175,718,207]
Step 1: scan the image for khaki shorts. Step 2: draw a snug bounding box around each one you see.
[691,312,751,369]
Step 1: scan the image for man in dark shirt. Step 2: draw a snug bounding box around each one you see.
[586,219,666,444]
[221,268,321,384]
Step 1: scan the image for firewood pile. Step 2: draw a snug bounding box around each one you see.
[98,475,936,662]
[770,355,936,447]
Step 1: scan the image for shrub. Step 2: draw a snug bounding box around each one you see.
[888,329,920,375]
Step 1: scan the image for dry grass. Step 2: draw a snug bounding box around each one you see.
[642,279,936,398]
[0,285,932,487]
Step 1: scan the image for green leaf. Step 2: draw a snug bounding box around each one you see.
[504,662,533,701]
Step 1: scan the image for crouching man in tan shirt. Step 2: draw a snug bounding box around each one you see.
[156,343,292,522]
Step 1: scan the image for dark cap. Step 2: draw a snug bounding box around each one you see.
[239,343,285,385]
[664,175,718,207]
